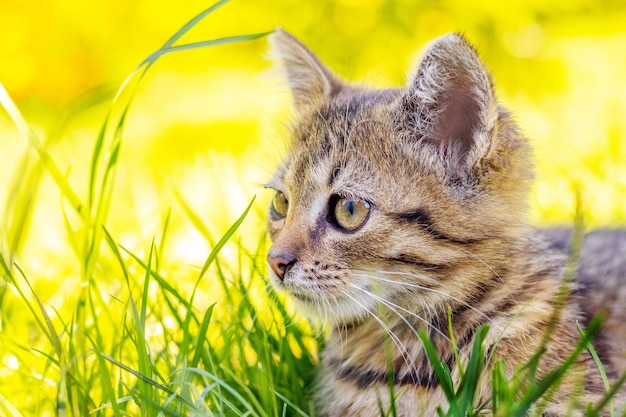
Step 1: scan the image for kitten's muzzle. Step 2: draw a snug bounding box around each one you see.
[268,252,297,281]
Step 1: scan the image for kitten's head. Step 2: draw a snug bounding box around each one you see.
[266,30,532,327]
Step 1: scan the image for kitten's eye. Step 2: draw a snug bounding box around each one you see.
[272,191,289,219]
[331,196,371,231]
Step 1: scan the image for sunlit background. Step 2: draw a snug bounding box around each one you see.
[1,0,625,413]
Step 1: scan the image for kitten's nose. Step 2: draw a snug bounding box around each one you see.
[267,253,296,280]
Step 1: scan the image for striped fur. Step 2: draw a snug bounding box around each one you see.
[266,30,626,416]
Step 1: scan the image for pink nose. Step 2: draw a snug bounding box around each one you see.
[267,253,296,280]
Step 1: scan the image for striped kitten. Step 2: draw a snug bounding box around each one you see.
[265,30,626,416]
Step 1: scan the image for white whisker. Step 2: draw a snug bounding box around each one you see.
[352,270,500,330]
[453,246,513,299]
[344,281,452,344]
[337,288,416,373]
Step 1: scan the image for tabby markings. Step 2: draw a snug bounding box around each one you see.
[391,208,482,245]
[327,357,443,389]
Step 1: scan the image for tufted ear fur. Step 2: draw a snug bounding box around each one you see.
[269,29,342,114]
[401,33,499,181]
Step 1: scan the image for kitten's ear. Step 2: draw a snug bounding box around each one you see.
[402,33,498,179]
[269,29,341,114]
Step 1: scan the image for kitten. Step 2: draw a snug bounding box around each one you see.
[265,29,626,416]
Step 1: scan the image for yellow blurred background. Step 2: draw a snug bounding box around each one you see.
[1,0,625,287]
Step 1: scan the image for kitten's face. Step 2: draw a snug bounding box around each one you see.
[266,30,531,326]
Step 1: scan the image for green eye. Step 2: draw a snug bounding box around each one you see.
[331,196,371,231]
[272,191,289,219]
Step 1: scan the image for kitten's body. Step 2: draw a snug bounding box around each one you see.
[266,30,626,416]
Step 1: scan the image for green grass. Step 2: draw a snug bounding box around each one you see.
[0,2,625,416]
[0,2,319,415]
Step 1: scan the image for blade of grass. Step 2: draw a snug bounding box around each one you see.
[178,196,255,378]
[175,191,217,247]
[197,196,255,290]
[134,242,156,416]
[539,189,585,348]
[515,316,602,417]
[456,325,489,415]
[11,263,68,417]
[0,82,87,221]
[2,85,112,265]
[98,353,173,396]
[85,0,271,298]
[576,319,613,415]
[141,33,273,65]
[0,254,52,347]
[103,225,158,415]
[216,365,271,417]
[447,306,463,378]
[586,372,626,417]
[175,191,234,296]
[88,334,123,417]
[418,330,455,402]
[157,208,172,271]
[190,304,215,369]
[273,391,311,417]
[157,0,229,50]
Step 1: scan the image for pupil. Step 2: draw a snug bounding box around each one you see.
[346,200,354,216]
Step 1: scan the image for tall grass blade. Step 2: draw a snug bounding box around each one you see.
[11,263,68,416]
[175,192,217,247]
[515,316,602,416]
[82,0,270,300]
[89,336,123,417]
[2,86,111,265]
[576,319,613,415]
[190,304,215,369]
[0,82,87,222]
[141,33,273,65]
[197,196,255,284]
[456,326,489,415]
[418,330,455,401]
[159,0,229,50]
[134,243,156,416]
[119,245,193,310]
[0,254,52,345]
[211,366,270,417]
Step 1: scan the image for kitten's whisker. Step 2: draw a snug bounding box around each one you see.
[337,288,415,371]
[453,246,514,298]
[352,271,499,329]
[353,269,440,285]
[340,286,426,383]
[344,281,452,344]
